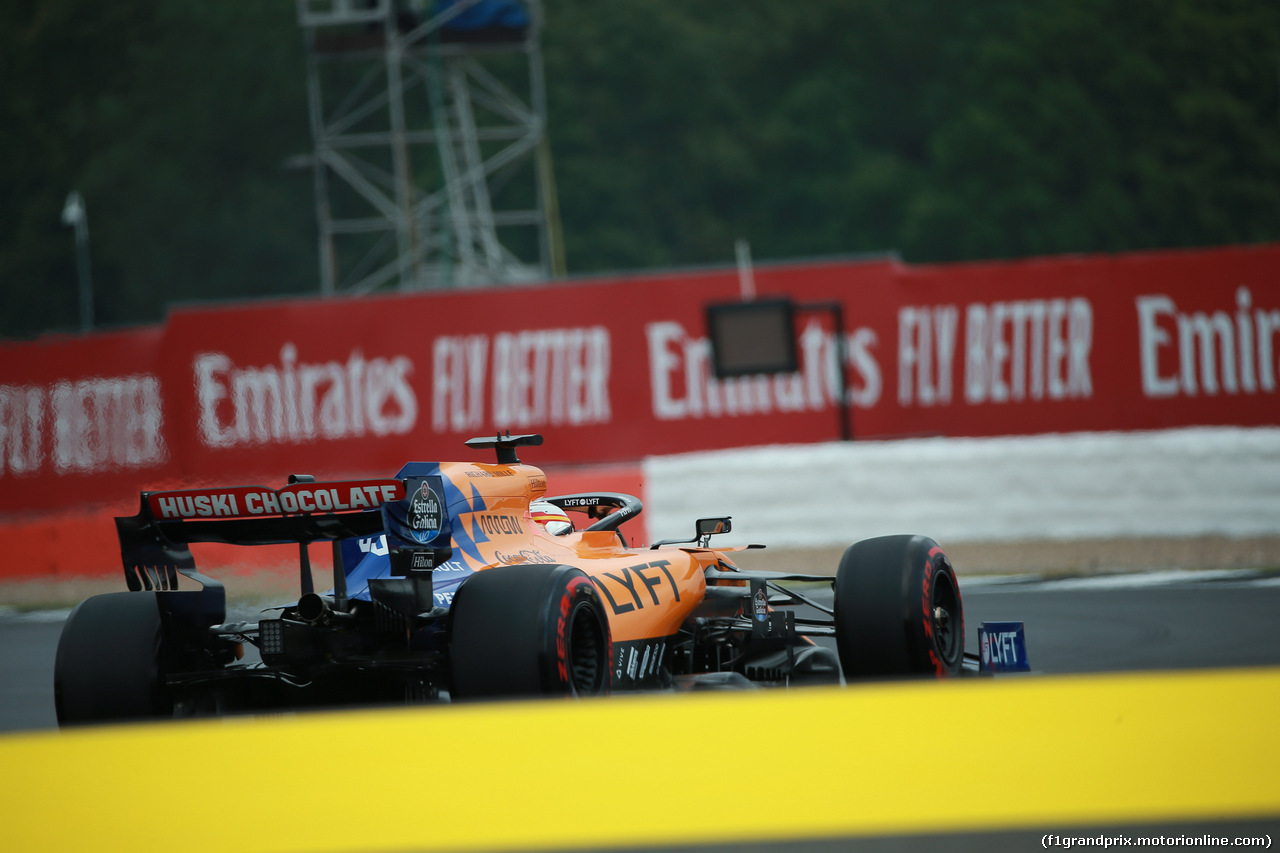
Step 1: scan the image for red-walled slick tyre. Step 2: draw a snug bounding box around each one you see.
[449,564,611,699]
[834,534,964,679]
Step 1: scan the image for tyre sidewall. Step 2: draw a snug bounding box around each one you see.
[834,535,964,679]
[450,564,612,699]
[908,540,963,677]
[541,572,611,696]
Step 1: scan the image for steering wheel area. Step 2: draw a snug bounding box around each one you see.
[543,493,642,534]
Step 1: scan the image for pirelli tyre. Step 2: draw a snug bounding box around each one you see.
[54,592,174,725]
[834,534,964,679]
[449,564,611,700]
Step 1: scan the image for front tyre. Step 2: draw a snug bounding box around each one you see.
[449,564,611,700]
[834,535,964,679]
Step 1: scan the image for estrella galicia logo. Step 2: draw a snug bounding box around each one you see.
[406,479,444,544]
[753,588,768,623]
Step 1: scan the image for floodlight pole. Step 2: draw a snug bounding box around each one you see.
[61,191,94,333]
[735,238,756,302]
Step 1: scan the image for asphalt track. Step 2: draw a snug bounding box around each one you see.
[5,570,1280,733]
[2,571,1279,851]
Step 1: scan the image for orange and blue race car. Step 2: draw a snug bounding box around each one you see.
[54,433,982,724]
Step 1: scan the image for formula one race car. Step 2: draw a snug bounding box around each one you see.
[55,434,970,724]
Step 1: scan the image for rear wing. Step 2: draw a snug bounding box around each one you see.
[115,478,405,595]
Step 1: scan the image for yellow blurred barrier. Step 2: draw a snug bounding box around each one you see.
[4,667,1279,852]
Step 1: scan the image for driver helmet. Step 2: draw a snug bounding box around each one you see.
[530,500,573,536]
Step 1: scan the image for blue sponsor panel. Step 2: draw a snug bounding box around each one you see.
[340,535,476,605]
[337,467,477,602]
[339,537,390,601]
[381,476,448,547]
[978,622,1030,673]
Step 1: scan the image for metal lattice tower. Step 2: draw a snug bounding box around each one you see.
[297,0,563,293]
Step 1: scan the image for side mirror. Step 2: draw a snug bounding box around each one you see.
[650,516,733,550]
[696,517,731,537]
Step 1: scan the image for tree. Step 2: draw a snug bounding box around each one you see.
[0,0,315,339]
[3,0,1278,339]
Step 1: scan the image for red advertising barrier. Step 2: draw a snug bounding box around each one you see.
[3,243,1279,524]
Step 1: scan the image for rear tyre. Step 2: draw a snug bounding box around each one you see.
[834,535,964,679]
[54,592,172,725]
[449,564,611,700]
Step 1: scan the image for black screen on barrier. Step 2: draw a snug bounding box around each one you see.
[705,299,798,378]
